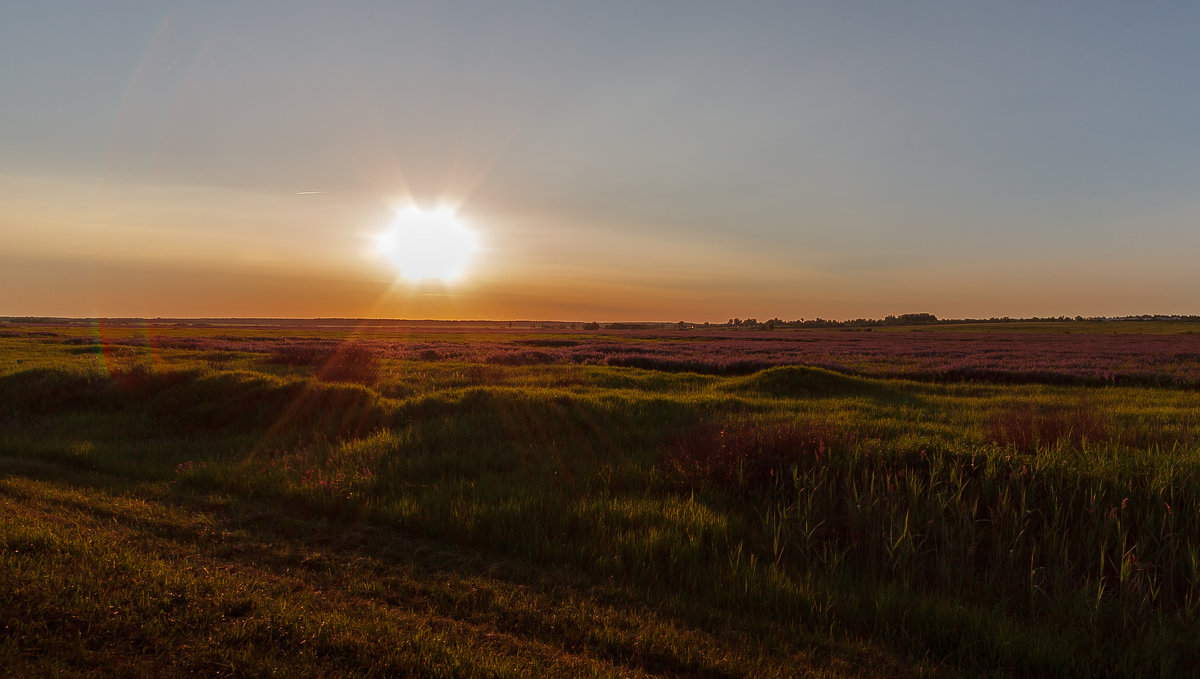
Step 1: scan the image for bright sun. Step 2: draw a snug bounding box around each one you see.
[375,206,479,282]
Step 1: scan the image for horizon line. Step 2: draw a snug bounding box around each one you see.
[4,313,1199,326]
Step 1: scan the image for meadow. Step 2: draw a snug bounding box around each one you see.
[3,319,1200,677]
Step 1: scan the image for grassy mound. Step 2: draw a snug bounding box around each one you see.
[726,365,893,399]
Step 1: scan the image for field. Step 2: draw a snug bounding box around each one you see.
[3,319,1200,677]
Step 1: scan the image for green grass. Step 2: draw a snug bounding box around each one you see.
[3,325,1200,676]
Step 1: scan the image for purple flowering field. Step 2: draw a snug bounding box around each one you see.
[31,324,1200,387]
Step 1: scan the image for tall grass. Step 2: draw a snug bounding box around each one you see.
[662,412,1200,674]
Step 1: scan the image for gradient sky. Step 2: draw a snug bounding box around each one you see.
[3,2,1199,321]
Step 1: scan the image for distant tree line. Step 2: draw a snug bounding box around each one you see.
[567,314,1200,332]
[717,312,941,329]
[686,313,1200,330]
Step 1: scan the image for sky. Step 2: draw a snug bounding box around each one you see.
[3,2,1199,321]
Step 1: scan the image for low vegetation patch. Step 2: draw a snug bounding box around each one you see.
[987,398,1110,453]
[666,419,864,494]
[266,342,380,385]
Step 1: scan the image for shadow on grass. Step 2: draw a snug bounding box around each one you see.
[724,365,902,401]
[0,454,887,679]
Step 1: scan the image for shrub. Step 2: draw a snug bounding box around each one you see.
[514,338,579,348]
[265,343,379,385]
[665,419,859,494]
[265,343,336,367]
[315,344,379,385]
[483,350,556,366]
[987,399,1108,453]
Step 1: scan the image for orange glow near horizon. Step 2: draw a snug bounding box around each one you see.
[0,173,1197,322]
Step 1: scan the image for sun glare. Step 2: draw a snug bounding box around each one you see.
[376,206,479,282]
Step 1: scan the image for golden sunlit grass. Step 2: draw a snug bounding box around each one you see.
[375,206,479,283]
